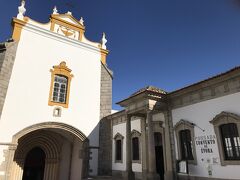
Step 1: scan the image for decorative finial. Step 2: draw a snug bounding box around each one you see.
[79,17,84,25]
[17,0,26,20]
[67,11,72,15]
[101,32,107,50]
[53,6,58,14]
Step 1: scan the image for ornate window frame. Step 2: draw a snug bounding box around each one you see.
[210,111,240,166]
[114,133,124,163]
[48,61,73,108]
[174,119,197,165]
[131,129,141,164]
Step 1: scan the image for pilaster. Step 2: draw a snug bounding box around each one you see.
[124,114,135,180]
[146,110,160,180]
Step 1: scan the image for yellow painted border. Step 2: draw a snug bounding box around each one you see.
[48,61,73,108]
[100,48,109,65]
[11,17,28,41]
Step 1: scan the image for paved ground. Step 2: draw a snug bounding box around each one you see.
[83,176,122,180]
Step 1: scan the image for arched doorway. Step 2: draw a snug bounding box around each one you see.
[22,147,46,180]
[6,122,89,180]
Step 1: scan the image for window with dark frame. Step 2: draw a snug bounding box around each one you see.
[220,123,240,160]
[132,137,140,160]
[52,75,68,103]
[179,129,194,160]
[115,139,122,161]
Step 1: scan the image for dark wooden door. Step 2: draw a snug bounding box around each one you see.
[22,147,45,180]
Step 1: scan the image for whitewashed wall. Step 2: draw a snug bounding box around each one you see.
[0,22,102,176]
[112,119,142,172]
[172,92,240,179]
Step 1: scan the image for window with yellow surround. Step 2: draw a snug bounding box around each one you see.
[48,61,73,108]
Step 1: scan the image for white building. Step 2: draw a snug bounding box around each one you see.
[0,1,112,180]
[107,67,240,180]
[1,1,240,180]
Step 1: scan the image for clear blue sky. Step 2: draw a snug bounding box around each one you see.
[1,0,240,109]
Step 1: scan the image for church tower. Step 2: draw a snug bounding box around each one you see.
[0,1,112,179]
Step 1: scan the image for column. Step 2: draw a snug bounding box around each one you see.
[141,116,148,180]
[124,114,135,180]
[146,110,160,180]
[5,145,17,180]
[163,110,175,180]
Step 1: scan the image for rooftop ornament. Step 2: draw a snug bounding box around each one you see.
[79,17,84,26]
[53,6,58,14]
[67,11,72,15]
[17,0,26,20]
[101,32,107,50]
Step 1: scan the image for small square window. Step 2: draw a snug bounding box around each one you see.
[53,107,61,117]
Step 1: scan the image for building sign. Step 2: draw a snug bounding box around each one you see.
[195,135,216,153]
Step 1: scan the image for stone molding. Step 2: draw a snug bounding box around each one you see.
[174,120,197,165]
[169,68,240,109]
[113,133,124,164]
[5,122,89,180]
[12,121,88,143]
[131,130,141,164]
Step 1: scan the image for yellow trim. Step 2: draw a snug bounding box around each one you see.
[48,61,73,108]
[11,17,28,41]
[50,14,85,41]
[100,48,109,65]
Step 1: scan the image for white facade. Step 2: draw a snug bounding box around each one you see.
[172,92,240,179]
[0,4,110,179]
[112,119,142,172]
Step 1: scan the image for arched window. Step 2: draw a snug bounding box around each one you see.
[48,61,73,108]
[210,111,240,165]
[220,123,240,160]
[131,130,141,163]
[114,133,124,163]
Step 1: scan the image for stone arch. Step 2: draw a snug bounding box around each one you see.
[12,121,87,144]
[6,122,88,180]
[14,131,62,160]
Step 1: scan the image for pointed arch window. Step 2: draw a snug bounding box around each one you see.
[48,61,73,108]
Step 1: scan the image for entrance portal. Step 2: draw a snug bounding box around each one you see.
[154,132,165,180]
[8,122,89,180]
[22,147,45,180]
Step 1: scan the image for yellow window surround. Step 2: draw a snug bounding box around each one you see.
[48,61,73,108]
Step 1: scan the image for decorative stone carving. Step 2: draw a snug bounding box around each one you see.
[17,0,26,20]
[101,32,107,50]
[79,17,84,26]
[53,6,58,14]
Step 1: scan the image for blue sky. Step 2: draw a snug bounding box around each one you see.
[1,0,240,109]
